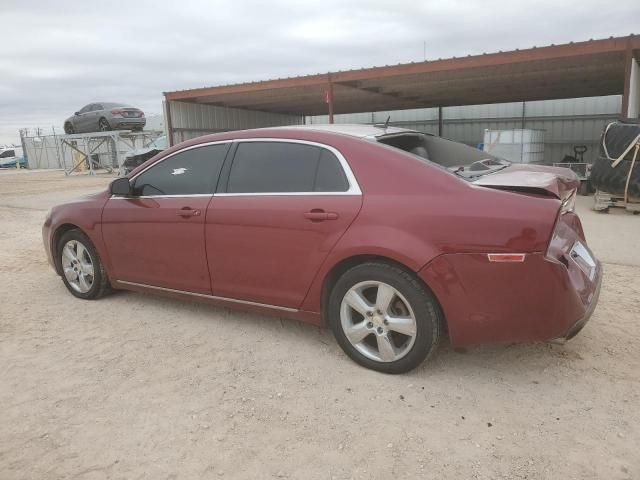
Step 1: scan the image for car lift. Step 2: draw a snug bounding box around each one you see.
[60,130,163,176]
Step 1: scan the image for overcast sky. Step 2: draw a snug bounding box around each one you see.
[1,0,639,145]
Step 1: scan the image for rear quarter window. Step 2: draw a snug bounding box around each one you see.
[314,149,349,192]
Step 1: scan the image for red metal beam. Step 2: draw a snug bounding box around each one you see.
[164,35,639,105]
[331,36,638,84]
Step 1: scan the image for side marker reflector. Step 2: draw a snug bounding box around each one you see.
[487,253,526,263]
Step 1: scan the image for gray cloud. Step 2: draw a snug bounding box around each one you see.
[1,0,638,144]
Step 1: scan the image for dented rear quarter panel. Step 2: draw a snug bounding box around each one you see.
[300,140,562,314]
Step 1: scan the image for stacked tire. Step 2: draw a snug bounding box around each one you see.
[590,121,640,198]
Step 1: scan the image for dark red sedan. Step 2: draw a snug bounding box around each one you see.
[43,125,602,373]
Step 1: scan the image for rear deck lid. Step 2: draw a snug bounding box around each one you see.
[472,164,580,199]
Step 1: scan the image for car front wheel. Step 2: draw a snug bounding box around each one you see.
[57,229,111,299]
[98,118,111,132]
[329,262,442,374]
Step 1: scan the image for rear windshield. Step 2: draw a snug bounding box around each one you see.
[376,132,508,179]
[103,102,130,109]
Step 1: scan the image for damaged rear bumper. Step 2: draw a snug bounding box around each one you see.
[553,260,602,344]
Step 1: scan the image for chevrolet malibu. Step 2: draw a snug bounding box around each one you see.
[43,125,602,373]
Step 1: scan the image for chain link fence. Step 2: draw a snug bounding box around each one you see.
[19,127,163,174]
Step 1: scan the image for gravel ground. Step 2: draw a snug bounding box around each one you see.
[1,170,639,480]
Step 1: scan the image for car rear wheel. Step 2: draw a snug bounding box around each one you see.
[58,229,111,300]
[64,122,74,134]
[98,118,111,132]
[328,262,442,374]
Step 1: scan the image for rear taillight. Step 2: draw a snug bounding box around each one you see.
[111,108,124,115]
[547,188,578,263]
[560,188,576,214]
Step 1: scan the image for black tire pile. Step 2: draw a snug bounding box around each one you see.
[590,120,640,198]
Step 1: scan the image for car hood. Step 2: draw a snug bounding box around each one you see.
[472,164,580,199]
[55,190,110,209]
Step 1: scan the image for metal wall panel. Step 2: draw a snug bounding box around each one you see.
[168,101,303,144]
[308,95,622,164]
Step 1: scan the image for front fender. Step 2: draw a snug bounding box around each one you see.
[46,191,113,278]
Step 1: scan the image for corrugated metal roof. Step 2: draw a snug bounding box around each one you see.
[165,35,639,116]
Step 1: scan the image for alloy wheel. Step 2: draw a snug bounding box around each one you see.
[61,240,95,293]
[340,281,417,363]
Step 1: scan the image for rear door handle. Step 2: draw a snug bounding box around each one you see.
[177,207,201,217]
[304,210,339,221]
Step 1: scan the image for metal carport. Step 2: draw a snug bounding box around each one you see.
[164,35,640,146]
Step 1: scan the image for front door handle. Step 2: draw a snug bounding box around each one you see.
[303,209,339,222]
[177,207,201,217]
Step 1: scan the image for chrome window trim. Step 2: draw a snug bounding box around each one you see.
[128,139,232,183]
[112,137,362,199]
[110,193,213,200]
[110,140,234,199]
[220,138,362,196]
[116,280,297,313]
[215,191,356,197]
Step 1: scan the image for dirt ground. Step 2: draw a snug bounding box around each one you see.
[1,169,639,480]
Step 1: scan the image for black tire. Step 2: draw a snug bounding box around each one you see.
[591,156,640,197]
[591,121,640,197]
[64,122,74,134]
[57,229,111,300]
[98,118,111,132]
[328,262,442,374]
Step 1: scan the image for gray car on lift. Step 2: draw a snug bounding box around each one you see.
[63,102,146,134]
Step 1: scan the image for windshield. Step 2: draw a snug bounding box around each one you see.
[376,132,509,179]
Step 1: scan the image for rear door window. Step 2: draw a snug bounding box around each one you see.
[226,141,349,193]
[131,143,230,196]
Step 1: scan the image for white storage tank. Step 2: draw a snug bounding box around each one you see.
[482,129,545,164]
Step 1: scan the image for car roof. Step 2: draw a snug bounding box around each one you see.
[98,102,130,107]
[275,124,421,138]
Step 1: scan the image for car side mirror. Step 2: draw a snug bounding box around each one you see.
[74,111,80,116]
[110,177,132,196]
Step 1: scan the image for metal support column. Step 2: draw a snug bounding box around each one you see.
[622,48,633,118]
[19,129,29,169]
[437,106,443,137]
[327,74,334,124]
[164,96,174,146]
